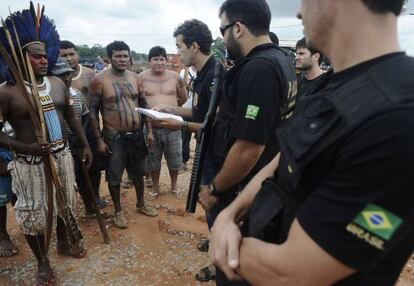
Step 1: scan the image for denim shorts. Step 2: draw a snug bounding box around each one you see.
[147,128,183,172]
[0,176,12,207]
[103,130,148,186]
[0,149,12,206]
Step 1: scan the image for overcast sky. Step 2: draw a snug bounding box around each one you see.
[1,0,413,55]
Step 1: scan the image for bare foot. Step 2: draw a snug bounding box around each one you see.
[57,242,87,258]
[0,233,18,257]
[36,263,55,286]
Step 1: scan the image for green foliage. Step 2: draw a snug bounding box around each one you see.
[211,37,226,60]
[76,44,147,61]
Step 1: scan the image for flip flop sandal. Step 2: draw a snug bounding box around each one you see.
[195,266,216,282]
[82,211,112,219]
[149,191,159,197]
[171,189,180,195]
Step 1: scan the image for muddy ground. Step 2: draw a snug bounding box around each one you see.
[0,144,413,286]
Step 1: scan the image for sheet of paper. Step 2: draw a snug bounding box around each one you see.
[135,108,184,122]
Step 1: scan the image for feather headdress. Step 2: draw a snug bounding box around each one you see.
[0,1,60,83]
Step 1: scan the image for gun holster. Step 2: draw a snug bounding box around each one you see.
[248,179,300,244]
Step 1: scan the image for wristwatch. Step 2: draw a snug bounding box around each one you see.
[208,182,223,197]
[181,121,189,132]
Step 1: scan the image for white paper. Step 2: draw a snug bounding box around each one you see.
[135,108,184,122]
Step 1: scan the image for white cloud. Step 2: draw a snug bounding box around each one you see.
[0,0,413,56]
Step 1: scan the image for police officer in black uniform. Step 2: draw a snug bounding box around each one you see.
[210,0,414,285]
[153,19,218,138]
[153,18,226,283]
[197,0,296,285]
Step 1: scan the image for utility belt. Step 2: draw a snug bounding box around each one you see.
[15,143,67,165]
[103,129,145,140]
[248,178,300,244]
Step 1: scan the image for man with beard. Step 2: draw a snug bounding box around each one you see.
[210,0,414,285]
[60,40,107,211]
[295,37,325,98]
[137,46,187,197]
[90,41,158,229]
[0,5,92,285]
[196,0,296,285]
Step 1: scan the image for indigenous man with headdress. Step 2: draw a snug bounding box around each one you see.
[0,3,92,285]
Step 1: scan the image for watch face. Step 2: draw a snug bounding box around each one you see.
[208,184,214,194]
[208,184,220,197]
[193,92,199,107]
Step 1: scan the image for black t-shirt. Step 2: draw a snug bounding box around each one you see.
[275,53,414,285]
[192,56,217,123]
[213,44,297,182]
[297,73,328,99]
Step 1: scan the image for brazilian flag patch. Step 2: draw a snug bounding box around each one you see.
[245,105,260,120]
[352,204,402,241]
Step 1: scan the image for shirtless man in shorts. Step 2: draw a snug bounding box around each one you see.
[137,46,187,196]
[90,41,158,229]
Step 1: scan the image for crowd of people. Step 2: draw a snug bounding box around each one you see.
[0,0,413,285]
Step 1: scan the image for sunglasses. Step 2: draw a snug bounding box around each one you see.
[220,21,245,36]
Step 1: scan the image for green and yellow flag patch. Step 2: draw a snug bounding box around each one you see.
[352,204,402,241]
[245,105,260,120]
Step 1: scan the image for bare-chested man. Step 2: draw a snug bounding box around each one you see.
[59,40,96,104]
[60,40,107,212]
[137,46,187,196]
[0,6,92,284]
[90,41,158,229]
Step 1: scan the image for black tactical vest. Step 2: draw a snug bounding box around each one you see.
[248,53,414,244]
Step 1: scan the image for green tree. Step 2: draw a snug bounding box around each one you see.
[76,44,146,61]
[211,37,226,60]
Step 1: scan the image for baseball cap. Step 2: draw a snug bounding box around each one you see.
[51,57,73,75]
